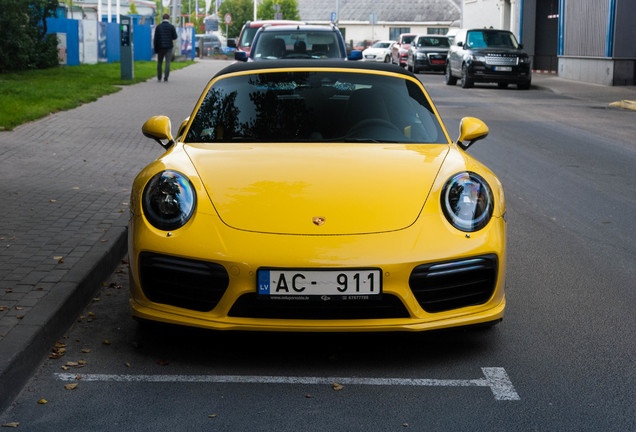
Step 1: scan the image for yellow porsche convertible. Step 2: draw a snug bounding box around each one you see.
[130,60,506,332]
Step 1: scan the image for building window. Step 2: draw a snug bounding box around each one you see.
[389,27,411,41]
[427,28,448,35]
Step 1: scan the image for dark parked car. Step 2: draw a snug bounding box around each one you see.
[406,35,450,73]
[445,28,531,89]
[195,34,221,57]
[235,24,362,61]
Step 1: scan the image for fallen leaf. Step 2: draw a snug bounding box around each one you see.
[208,414,218,418]
[402,423,409,427]
[1,422,19,428]
[332,383,344,391]
[53,256,63,260]
[16,316,24,320]
[305,394,312,398]
[49,199,56,203]
[66,361,79,367]
[78,360,87,365]
[64,383,78,390]
[0,306,7,311]
[125,362,131,367]
[58,259,64,264]
[15,307,23,311]
[61,366,69,371]
[102,340,111,345]
[80,348,91,353]
[37,398,48,404]
[92,298,100,302]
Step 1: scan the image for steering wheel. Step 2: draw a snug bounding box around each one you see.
[346,118,403,140]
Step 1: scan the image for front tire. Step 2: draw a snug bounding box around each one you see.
[445,63,457,85]
[461,64,474,88]
[517,80,531,90]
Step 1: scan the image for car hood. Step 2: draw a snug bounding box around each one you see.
[363,48,389,55]
[185,143,449,235]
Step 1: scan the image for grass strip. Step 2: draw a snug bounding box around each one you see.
[0,61,194,131]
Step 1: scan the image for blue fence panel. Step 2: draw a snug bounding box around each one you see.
[133,24,152,61]
[106,22,120,62]
[47,18,80,66]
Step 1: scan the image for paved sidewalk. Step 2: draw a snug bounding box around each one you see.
[0,59,231,411]
[0,62,635,412]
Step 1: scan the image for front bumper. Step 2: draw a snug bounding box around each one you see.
[467,62,532,84]
[129,209,506,332]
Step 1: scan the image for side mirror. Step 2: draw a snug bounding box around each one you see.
[234,50,247,62]
[227,38,237,48]
[518,43,524,49]
[457,41,464,47]
[348,50,362,61]
[456,117,488,150]
[142,115,174,149]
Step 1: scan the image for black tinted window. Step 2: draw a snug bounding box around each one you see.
[185,71,445,144]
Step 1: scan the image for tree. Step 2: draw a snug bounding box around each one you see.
[129,2,139,15]
[218,0,253,39]
[0,0,59,72]
[257,0,300,21]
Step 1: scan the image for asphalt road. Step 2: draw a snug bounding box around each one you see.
[1,67,635,431]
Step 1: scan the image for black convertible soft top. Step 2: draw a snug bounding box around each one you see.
[213,59,417,80]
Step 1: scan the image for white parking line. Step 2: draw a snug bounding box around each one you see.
[56,367,519,401]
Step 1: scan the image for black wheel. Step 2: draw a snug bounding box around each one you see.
[497,82,508,89]
[384,55,390,63]
[444,62,457,85]
[461,64,474,88]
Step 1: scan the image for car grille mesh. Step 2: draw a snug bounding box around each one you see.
[409,255,498,313]
[228,293,410,319]
[485,55,519,66]
[139,252,229,312]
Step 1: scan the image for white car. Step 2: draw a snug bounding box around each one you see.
[362,40,396,62]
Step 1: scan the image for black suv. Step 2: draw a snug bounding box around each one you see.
[406,35,450,73]
[445,29,531,89]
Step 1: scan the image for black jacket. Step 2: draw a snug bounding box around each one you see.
[154,20,177,50]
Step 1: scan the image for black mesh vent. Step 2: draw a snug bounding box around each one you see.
[409,255,498,313]
[139,252,229,312]
[228,293,410,319]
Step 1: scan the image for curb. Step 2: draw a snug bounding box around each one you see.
[0,215,129,413]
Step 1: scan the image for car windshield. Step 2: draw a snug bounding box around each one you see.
[372,42,391,48]
[417,37,449,48]
[466,30,519,49]
[185,70,446,144]
[401,35,415,44]
[252,31,341,59]
[241,27,259,47]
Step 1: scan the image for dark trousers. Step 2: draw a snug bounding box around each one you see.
[156,48,172,81]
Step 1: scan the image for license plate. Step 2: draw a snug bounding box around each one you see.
[258,268,381,299]
[431,59,445,64]
[494,66,512,71]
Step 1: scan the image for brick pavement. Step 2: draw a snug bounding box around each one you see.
[0,59,231,410]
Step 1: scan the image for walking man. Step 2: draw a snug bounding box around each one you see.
[154,13,177,82]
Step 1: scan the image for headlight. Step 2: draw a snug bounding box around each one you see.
[472,55,486,63]
[441,172,494,232]
[519,56,530,64]
[416,52,427,59]
[142,170,196,230]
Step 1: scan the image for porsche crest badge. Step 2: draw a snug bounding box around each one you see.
[312,216,326,226]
